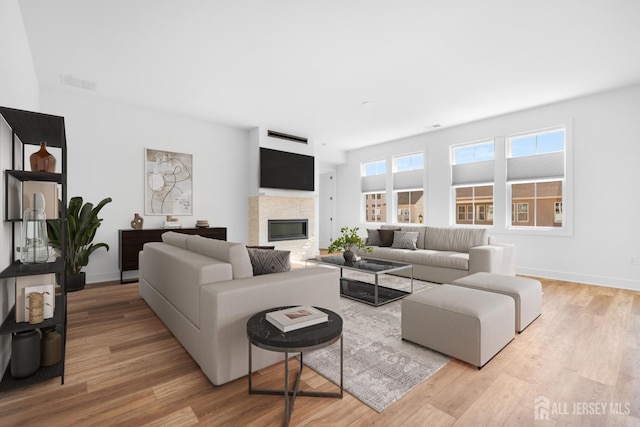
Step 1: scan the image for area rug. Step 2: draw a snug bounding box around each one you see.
[300,273,450,412]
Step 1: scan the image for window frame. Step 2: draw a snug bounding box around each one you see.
[505,124,571,235]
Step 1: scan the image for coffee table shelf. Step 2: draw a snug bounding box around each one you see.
[306,255,413,306]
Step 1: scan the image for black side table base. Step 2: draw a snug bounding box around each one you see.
[249,337,343,427]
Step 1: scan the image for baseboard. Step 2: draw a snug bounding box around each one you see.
[517,267,640,291]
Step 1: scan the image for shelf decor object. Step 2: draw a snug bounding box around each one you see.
[29,142,56,173]
[20,192,49,264]
[27,292,44,324]
[41,328,62,367]
[0,105,67,392]
[24,284,54,322]
[11,330,41,378]
[130,213,143,230]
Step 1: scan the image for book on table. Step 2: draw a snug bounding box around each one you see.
[266,306,328,332]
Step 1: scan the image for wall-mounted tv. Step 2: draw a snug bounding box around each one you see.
[260,147,315,191]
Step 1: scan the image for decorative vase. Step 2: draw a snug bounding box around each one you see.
[41,328,62,367]
[11,330,41,378]
[28,292,44,324]
[29,142,56,173]
[343,249,355,263]
[131,213,144,230]
[20,193,49,264]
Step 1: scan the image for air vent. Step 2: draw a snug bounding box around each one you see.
[267,130,308,144]
[59,74,97,91]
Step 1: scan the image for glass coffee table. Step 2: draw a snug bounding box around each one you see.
[306,255,413,306]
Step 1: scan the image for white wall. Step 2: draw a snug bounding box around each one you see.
[0,0,41,382]
[336,85,640,290]
[40,89,251,283]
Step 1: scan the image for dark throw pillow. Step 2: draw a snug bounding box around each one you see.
[378,229,396,247]
[246,248,291,275]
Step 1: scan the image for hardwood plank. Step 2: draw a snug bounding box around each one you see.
[142,407,199,427]
[452,373,531,426]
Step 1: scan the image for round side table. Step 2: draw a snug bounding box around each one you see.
[247,306,343,427]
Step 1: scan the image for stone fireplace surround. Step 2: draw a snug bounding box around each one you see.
[249,196,315,262]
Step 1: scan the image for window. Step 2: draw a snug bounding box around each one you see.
[511,181,562,227]
[510,130,564,157]
[395,190,424,223]
[393,153,424,224]
[361,160,387,222]
[554,202,563,223]
[455,185,494,225]
[477,205,485,221]
[507,127,565,229]
[364,192,386,223]
[516,203,529,223]
[453,141,494,164]
[363,160,386,176]
[458,206,466,222]
[394,153,424,172]
[452,141,494,226]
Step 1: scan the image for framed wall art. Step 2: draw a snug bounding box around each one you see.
[145,148,193,215]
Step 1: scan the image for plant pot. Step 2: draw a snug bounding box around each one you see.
[343,250,355,263]
[66,272,86,292]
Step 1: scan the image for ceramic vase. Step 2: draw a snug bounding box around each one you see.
[41,328,62,366]
[29,142,56,173]
[11,330,41,378]
[343,249,355,263]
[131,213,143,230]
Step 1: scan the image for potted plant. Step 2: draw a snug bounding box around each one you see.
[327,226,372,263]
[47,196,113,291]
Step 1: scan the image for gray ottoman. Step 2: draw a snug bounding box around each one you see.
[401,285,514,369]
[452,272,542,333]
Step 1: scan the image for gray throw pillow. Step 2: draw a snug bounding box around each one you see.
[391,231,419,250]
[366,229,381,246]
[246,248,291,275]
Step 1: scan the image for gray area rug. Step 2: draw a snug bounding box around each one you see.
[300,272,450,413]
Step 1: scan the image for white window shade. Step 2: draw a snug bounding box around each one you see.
[361,174,386,192]
[507,151,564,181]
[451,160,494,186]
[393,169,423,190]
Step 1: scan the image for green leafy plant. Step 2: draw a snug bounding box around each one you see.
[327,226,373,254]
[47,196,113,275]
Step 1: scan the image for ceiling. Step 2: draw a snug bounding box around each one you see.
[18,0,640,153]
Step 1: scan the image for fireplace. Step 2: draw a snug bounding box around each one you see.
[268,219,308,242]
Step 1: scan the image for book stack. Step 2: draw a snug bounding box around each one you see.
[266,306,328,332]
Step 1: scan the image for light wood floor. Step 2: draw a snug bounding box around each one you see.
[0,277,638,426]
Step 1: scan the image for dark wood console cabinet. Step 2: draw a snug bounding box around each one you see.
[118,227,227,283]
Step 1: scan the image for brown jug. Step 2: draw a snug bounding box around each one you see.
[41,328,62,366]
[30,142,56,172]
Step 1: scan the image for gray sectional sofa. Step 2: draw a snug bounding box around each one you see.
[355,225,515,283]
[138,232,340,386]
